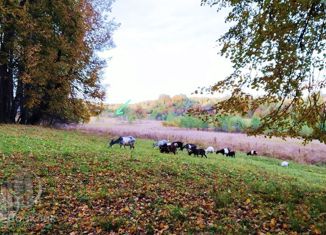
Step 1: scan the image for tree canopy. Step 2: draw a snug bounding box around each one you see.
[0,0,118,124]
[199,0,326,143]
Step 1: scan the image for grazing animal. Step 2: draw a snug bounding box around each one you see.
[109,136,136,149]
[205,146,215,154]
[188,148,207,158]
[171,141,183,150]
[247,150,257,156]
[159,143,177,155]
[227,151,236,157]
[216,148,231,156]
[281,161,289,167]
[183,143,197,151]
[153,139,168,148]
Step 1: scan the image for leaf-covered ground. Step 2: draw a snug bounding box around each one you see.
[0,125,325,234]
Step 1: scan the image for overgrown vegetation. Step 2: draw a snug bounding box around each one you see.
[0,125,325,233]
[106,95,318,136]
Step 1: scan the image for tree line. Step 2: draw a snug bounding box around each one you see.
[0,0,117,124]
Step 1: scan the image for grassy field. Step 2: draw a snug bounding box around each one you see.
[0,125,326,234]
[70,118,326,164]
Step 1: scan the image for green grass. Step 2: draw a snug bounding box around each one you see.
[0,124,325,234]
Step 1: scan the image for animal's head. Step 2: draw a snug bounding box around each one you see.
[182,144,190,150]
[177,142,183,147]
[159,144,167,151]
[109,139,115,147]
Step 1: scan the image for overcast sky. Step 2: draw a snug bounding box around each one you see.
[101,0,232,104]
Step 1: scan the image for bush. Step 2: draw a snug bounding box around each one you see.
[127,114,136,123]
[166,112,176,122]
[300,125,313,137]
[214,115,251,132]
[217,116,230,132]
[162,118,181,127]
[230,116,247,132]
[216,116,237,132]
[250,116,261,130]
[179,116,208,129]
[149,110,159,120]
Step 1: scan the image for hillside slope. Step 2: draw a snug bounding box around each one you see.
[0,125,325,234]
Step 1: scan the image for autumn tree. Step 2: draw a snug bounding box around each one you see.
[134,105,146,119]
[0,0,117,124]
[158,94,172,105]
[199,0,326,143]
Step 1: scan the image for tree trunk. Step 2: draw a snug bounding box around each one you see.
[0,28,15,123]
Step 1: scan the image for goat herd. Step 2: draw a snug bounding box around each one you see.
[109,136,258,158]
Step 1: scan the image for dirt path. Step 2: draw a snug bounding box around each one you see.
[66,117,326,164]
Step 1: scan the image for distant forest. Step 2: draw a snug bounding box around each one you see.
[103,94,326,137]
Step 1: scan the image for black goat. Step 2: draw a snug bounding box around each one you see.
[183,143,197,151]
[159,143,177,155]
[247,150,257,156]
[215,148,231,156]
[227,151,236,157]
[188,148,207,158]
[171,141,183,150]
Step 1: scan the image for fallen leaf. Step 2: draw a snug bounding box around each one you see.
[270,218,276,228]
[245,198,251,204]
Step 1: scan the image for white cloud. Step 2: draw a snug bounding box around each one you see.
[102,0,232,103]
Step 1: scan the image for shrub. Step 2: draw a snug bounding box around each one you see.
[166,112,176,122]
[216,116,237,132]
[149,110,159,120]
[127,114,136,123]
[179,116,208,129]
[162,118,180,127]
[250,116,261,130]
[217,115,230,132]
[214,115,253,132]
[230,116,247,132]
[300,125,313,137]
